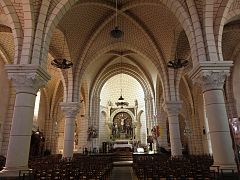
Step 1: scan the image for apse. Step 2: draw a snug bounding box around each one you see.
[100,73,144,107]
[99,73,147,145]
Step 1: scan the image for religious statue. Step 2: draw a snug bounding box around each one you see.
[120,118,125,132]
[108,100,113,106]
[87,126,98,141]
[135,99,138,107]
[112,122,119,137]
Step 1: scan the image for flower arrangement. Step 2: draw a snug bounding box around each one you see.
[87,126,98,140]
[151,125,160,139]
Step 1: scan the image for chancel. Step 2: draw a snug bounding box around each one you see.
[0,0,240,179]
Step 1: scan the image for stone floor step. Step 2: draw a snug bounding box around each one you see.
[113,160,133,167]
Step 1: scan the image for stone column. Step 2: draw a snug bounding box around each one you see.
[163,101,183,156]
[144,95,154,134]
[60,102,80,158]
[90,95,100,148]
[0,65,50,177]
[192,68,236,170]
[157,111,168,148]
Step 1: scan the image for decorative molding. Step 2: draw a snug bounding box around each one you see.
[5,64,51,94]
[60,102,80,118]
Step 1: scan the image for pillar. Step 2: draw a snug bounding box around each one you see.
[60,102,80,158]
[191,65,237,170]
[144,95,154,134]
[0,65,50,177]
[157,111,168,148]
[163,101,183,156]
[90,94,100,148]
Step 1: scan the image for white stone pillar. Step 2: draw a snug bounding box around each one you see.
[144,95,154,134]
[60,102,80,158]
[193,69,236,170]
[90,94,100,148]
[0,65,50,177]
[163,101,183,156]
[158,111,168,148]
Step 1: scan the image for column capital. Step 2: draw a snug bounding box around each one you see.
[189,61,233,92]
[195,71,229,92]
[163,101,182,116]
[60,102,80,118]
[5,64,51,94]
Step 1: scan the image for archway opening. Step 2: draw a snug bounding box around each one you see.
[99,73,147,148]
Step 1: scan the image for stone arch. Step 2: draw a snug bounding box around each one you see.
[124,0,200,65]
[213,0,234,61]
[89,62,153,143]
[37,0,199,104]
[0,0,23,63]
[73,42,160,102]
[0,45,10,64]
[91,63,153,102]
[226,9,240,24]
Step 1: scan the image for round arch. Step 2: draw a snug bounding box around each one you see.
[74,42,161,102]
[91,63,154,103]
[0,0,23,63]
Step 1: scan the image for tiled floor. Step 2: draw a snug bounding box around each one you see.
[109,167,138,180]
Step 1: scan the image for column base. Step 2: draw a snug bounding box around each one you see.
[0,166,30,177]
[210,164,238,173]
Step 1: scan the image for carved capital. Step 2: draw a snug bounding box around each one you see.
[189,61,233,92]
[5,65,50,94]
[163,101,182,116]
[60,102,80,118]
[195,71,229,92]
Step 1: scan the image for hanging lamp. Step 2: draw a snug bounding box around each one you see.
[51,32,73,69]
[167,31,188,69]
[110,0,124,39]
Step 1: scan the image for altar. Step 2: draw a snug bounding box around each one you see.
[113,140,133,149]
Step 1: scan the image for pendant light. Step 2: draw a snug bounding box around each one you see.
[167,30,188,69]
[51,31,73,69]
[110,0,124,39]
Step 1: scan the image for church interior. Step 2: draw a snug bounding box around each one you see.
[0,0,240,179]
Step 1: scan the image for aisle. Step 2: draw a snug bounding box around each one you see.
[109,167,138,180]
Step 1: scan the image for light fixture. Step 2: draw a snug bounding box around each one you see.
[110,0,124,39]
[115,53,129,107]
[167,58,188,69]
[167,30,188,69]
[51,31,73,69]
